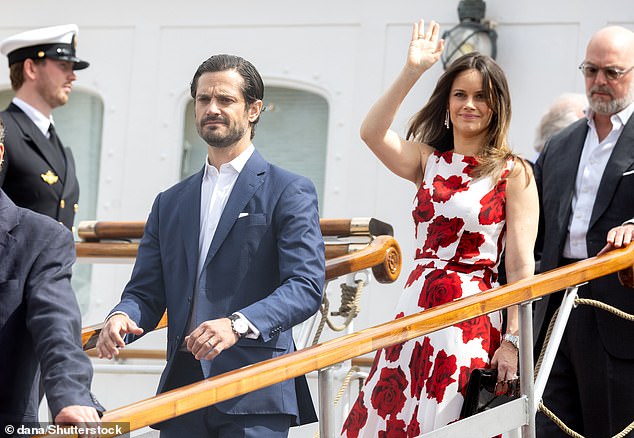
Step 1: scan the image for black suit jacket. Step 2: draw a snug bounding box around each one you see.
[0,191,101,426]
[0,103,79,230]
[534,117,634,358]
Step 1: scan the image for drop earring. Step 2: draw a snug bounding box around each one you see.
[444,109,450,130]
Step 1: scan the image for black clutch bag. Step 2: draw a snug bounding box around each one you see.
[460,368,520,419]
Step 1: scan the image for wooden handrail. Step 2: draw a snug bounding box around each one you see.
[76,241,379,261]
[67,244,634,437]
[77,217,393,242]
[80,235,401,350]
[75,218,393,261]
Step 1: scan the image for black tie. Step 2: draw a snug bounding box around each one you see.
[48,124,66,158]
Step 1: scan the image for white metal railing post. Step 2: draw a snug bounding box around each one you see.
[319,272,366,436]
[519,301,536,438]
[533,285,580,406]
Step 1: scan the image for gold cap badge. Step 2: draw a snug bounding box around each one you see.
[41,170,59,185]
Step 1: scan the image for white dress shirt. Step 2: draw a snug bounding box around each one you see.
[564,103,634,259]
[191,144,260,339]
[12,97,56,137]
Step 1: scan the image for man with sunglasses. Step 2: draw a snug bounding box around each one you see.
[534,26,634,437]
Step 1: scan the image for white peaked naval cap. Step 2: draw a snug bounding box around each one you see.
[0,24,89,70]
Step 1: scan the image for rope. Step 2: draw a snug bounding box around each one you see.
[536,296,634,437]
[574,298,634,322]
[311,279,366,345]
[333,366,360,405]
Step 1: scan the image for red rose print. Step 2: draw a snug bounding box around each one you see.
[366,350,381,383]
[488,325,502,358]
[479,180,507,225]
[432,175,469,203]
[406,265,425,288]
[458,357,489,397]
[454,231,485,259]
[407,405,421,437]
[371,367,408,419]
[341,391,368,438]
[405,262,435,287]
[418,269,463,309]
[385,343,404,362]
[470,270,494,291]
[457,315,491,344]
[426,349,458,403]
[409,336,434,399]
[462,156,479,176]
[424,215,464,253]
[439,150,453,164]
[379,417,407,438]
[413,187,435,238]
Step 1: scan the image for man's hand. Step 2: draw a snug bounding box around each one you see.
[597,224,634,255]
[55,405,101,438]
[185,318,238,361]
[95,314,143,359]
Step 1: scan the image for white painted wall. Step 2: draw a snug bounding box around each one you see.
[3,1,633,435]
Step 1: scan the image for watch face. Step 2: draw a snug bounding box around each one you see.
[232,316,249,334]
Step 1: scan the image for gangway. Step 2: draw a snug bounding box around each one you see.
[39,222,634,437]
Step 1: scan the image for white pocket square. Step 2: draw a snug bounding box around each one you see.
[623,170,634,176]
[238,212,249,218]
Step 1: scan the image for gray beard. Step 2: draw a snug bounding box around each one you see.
[588,86,634,115]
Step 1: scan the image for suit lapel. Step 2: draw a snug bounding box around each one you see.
[202,150,267,270]
[6,104,66,182]
[0,192,19,254]
[590,119,634,228]
[179,169,204,284]
[554,122,588,233]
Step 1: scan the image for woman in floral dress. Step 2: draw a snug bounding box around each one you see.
[341,19,538,437]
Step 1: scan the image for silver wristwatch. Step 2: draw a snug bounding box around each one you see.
[502,333,520,350]
[228,314,249,338]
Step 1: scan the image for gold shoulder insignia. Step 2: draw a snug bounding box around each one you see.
[41,170,59,185]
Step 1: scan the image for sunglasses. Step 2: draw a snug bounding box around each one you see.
[579,63,634,81]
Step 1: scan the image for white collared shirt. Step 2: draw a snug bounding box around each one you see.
[564,103,634,258]
[194,143,259,339]
[12,97,55,138]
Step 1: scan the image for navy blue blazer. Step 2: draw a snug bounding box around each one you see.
[534,117,634,358]
[0,103,80,230]
[112,149,325,424]
[0,191,101,426]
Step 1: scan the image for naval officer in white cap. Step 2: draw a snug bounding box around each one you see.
[0,24,88,231]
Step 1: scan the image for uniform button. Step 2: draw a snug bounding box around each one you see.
[72,226,76,233]
[60,199,65,208]
[74,203,79,213]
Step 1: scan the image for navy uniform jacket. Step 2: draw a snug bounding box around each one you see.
[0,190,101,427]
[0,103,79,230]
[534,117,634,358]
[111,149,325,425]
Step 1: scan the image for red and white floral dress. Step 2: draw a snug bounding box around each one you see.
[341,150,512,437]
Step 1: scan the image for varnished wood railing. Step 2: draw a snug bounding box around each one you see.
[80,234,402,350]
[75,218,393,262]
[64,245,634,437]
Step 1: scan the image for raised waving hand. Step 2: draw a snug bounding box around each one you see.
[407,19,444,72]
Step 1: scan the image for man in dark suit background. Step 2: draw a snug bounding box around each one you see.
[0,24,89,231]
[534,26,634,437]
[0,120,102,431]
[96,54,325,437]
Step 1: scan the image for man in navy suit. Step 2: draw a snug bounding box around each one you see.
[96,54,325,437]
[0,121,102,431]
[0,24,89,231]
[534,26,634,437]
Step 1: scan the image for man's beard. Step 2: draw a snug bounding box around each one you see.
[197,116,246,148]
[588,85,634,114]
